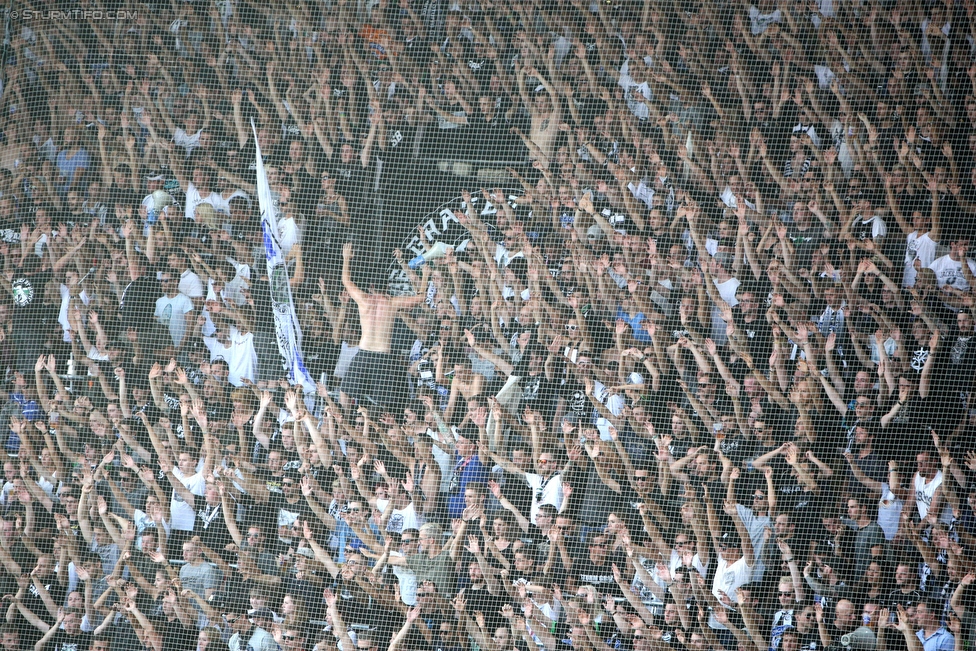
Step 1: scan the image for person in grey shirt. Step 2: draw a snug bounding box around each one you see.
[843,495,889,578]
[246,608,279,651]
[223,602,257,651]
[383,522,462,599]
[178,539,218,602]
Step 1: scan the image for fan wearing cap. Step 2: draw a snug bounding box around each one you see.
[705,499,756,646]
[244,608,278,651]
[222,601,255,651]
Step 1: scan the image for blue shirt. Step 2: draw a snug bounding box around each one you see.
[56,148,90,192]
[917,627,954,651]
[616,306,652,343]
[446,454,487,518]
[330,518,382,564]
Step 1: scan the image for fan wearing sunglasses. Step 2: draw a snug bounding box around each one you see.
[482,444,564,527]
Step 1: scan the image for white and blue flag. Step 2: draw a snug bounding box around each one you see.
[251,119,315,394]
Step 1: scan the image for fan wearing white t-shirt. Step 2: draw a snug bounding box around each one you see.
[705,252,739,345]
[185,179,223,223]
[164,250,205,306]
[375,480,421,534]
[927,237,976,310]
[154,273,194,348]
[160,451,208,533]
[900,211,940,287]
[487,448,564,526]
[708,500,756,637]
[202,318,258,387]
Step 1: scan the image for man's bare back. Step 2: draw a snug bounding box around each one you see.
[355,294,397,353]
[342,243,428,354]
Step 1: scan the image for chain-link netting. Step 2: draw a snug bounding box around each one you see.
[0,4,975,651]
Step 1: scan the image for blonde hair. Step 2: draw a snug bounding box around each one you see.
[194,202,220,229]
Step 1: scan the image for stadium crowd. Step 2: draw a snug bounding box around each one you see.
[1,3,976,651]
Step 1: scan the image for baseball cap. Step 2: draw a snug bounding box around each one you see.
[719,530,741,548]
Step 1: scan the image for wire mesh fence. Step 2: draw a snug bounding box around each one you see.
[0,3,974,651]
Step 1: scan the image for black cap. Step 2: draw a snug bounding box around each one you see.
[719,530,741,548]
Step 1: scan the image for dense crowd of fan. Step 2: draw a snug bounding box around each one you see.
[0,3,975,651]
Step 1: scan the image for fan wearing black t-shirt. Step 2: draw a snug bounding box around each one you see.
[9,252,56,375]
[35,609,92,651]
[462,552,506,633]
[14,554,66,648]
[575,532,627,600]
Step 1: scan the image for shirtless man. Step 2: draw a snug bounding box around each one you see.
[513,64,561,169]
[339,243,429,409]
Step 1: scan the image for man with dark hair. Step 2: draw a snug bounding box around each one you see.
[707,501,756,648]
[906,599,954,651]
[440,429,486,520]
[575,531,624,598]
[888,563,923,613]
[116,237,163,334]
[843,495,888,578]
[928,231,976,312]
[273,469,309,550]
[34,607,92,651]
[14,553,66,640]
[353,629,379,651]
[843,422,886,498]
[732,284,773,370]
[339,243,430,410]
[224,602,258,651]
[276,623,312,651]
